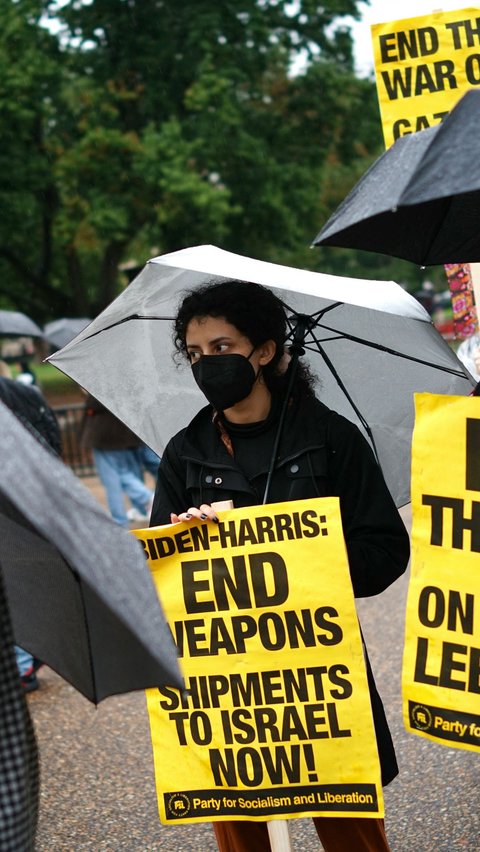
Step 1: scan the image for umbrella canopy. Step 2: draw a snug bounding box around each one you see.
[44,317,92,351]
[0,310,43,338]
[312,90,480,266]
[48,245,472,508]
[0,401,183,703]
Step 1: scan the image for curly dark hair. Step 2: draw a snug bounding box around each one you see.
[174,277,316,396]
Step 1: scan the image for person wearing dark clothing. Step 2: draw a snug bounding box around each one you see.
[15,360,38,387]
[150,279,410,852]
[153,393,407,604]
[0,376,61,457]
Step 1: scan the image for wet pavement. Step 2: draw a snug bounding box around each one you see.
[29,495,479,851]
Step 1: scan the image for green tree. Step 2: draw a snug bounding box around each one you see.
[1,0,424,321]
[0,0,65,317]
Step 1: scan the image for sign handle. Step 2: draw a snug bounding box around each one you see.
[267,819,293,852]
[212,500,293,852]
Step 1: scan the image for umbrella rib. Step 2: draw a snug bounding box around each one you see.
[303,334,343,345]
[283,305,342,346]
[76,576,99,703]
[415,195,454,265]
[82,315,174,341]
[307,303,344,321]
[281,300,343,324]
[306,329,380,463]
[310,322,468,379]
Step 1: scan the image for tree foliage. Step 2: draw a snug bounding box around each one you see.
[0,0,429,322]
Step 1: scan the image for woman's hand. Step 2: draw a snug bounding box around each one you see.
[170,503,219,525]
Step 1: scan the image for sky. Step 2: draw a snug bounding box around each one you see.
[351,0,479,75]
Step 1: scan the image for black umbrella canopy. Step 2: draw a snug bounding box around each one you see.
[44,318,92,350]
[0,401,183,703]
[312,90,480,266]
[0,310,43,338]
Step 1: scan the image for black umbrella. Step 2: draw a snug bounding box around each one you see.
[0,310,43,338]
[0,400,183,703]
[44,318,92,350]
[312,90,480,266]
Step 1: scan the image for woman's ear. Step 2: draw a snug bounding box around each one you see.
[258,339,276,366]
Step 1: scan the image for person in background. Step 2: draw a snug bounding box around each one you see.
[136,444,161,480]
[15,359,38,387]
[150,279,410,852]
[456,331,480,381]
[79,394,154,528]
[127,444,161,522]
[0,372,62,693]
[0,359,12,378]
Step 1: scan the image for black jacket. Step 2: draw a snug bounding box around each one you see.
[151,392,410,785]
[0,377,61,455]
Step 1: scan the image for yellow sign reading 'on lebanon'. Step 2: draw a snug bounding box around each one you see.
[132,497,383,825]
[371,8,480,147]
[404,393,480,752]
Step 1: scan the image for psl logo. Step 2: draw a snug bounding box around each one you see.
[167,792,191,818]
[411,704,433,731]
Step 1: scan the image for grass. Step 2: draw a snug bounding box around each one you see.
[35,362,79,392]
[10,361,81,397]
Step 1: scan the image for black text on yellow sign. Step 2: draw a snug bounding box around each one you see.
[133,498,383,824]
[371,8,480,147]
[403,394,480,752]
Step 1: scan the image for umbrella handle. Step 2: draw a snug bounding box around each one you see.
[263,314,310,505]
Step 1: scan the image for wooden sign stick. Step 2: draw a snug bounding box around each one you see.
[211,501,294,852]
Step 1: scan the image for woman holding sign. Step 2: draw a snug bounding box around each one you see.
[150,279,409,852]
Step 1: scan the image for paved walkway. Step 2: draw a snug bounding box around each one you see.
[28,494,479,851]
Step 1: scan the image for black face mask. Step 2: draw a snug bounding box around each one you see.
[191,350,257,411]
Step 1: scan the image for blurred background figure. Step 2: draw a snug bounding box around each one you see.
[14,647,43,693]
[79,394,154,528]
[456,332,480,381]
[127,444,161,522]
[412,280,434,316]
[135,444,161,480]
[15,360,38,387]
[0,359,12,378]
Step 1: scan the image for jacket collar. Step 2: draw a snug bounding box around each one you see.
[181,394,331,470]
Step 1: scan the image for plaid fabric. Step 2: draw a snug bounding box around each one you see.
[0,563,38,851]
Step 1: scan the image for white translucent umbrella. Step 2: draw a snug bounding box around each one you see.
[48,245,472,506]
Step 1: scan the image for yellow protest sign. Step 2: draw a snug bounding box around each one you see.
[371,8,480,147]
[132,497,384,824]
[404,393,480,751]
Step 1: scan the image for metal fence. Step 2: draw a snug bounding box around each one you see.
[52,403,96,478]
